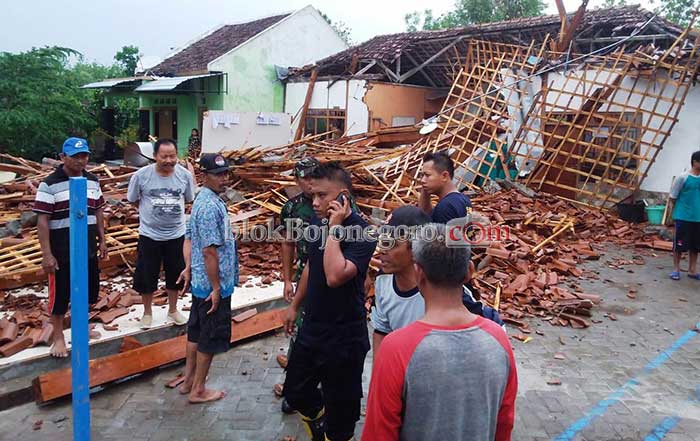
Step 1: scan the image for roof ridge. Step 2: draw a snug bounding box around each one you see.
[149,11,293,76]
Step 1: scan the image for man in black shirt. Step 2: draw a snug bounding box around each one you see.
[283,162,377,441]
[418,151,472,224]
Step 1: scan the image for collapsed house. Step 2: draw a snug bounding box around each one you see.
[0,4,698,402]
[286,5,700,198]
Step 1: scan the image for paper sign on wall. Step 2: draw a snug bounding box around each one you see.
[212,112,240,129]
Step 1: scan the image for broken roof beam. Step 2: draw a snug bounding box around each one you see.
[403,51,439,87]
[557,0,589,52]
[575,33,675,44]
[376,60,400,82]
[554,0,568,43]
[398,36,467,83]
[293,68,318,142]
[354,59,377,76]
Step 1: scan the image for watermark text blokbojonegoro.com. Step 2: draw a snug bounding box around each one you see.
[233,217,510,248]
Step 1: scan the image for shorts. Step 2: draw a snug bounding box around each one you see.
[133,235,185,294]
[186,295,232,354]
[48,256,100,316]
[674,220,700,253]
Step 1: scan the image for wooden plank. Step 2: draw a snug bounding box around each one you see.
[0,163,36,175]
[294,68,318,142]
[32,308,284,403]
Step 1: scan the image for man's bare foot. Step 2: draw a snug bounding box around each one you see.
[178,379,193,395]
[89,329,101,340]
[188,389,225,404]
[50,337,68,358]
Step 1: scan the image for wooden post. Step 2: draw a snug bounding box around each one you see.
[69,177,90,441]
[294,68,318,142]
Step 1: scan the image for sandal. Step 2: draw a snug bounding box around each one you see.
[688,273,700,280]
[670,271,681,280]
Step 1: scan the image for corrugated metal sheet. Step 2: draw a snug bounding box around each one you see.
[134,73,222,92]
[81,76,150,89]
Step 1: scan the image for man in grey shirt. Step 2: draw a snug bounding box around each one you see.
[127,138,195,328]
[363,224,517,441]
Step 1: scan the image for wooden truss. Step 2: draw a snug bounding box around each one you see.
[510,34,700,208]
[367,31,700,208]
[0,224,139,290]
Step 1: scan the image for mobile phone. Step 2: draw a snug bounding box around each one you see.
[336,193,347,205]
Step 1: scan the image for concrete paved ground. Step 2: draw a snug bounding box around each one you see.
[1,245,699,441]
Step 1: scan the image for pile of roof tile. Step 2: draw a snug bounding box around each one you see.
[467,189,666,331]
[0,292,53,357]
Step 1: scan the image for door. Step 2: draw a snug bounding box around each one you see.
[154,109,177,141]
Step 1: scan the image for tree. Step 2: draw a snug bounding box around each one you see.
[114,45,140,76]
[320,12,354,45]
[657,0,699,28]
[0,46,140,161]
[602,0,628,7]
[0,47,98,160]
[405,0,546,30]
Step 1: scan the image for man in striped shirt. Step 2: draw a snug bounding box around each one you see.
[33,138,107,358]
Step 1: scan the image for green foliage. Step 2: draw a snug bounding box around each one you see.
[655,0,700,28]
[115,124,140,149]
[319,12,354,45]
[405,0,546,30]
[0,46,140,161]
[0,47,93,160]
[114,45,140,76]
[605,0,699,28]
[602,0,628,7]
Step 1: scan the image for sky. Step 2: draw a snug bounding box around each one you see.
[1,0,654,66]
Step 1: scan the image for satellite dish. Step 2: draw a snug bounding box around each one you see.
[419,122,438,135]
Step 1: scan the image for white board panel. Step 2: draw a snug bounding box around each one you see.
[202,110,292,153]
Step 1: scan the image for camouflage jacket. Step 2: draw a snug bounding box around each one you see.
[280,193,314,281]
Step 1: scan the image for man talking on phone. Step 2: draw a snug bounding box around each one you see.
[283,162,377,441]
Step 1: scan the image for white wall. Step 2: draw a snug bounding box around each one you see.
[201,111,292,152]
[643,86,700,192]
[533,70,696,193]
[208,6,348,113]
[285,79,370,136]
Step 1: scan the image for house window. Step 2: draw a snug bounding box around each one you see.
[581,112,641,185]
[305,108,346,139]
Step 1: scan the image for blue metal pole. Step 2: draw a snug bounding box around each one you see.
[69,177,90,441]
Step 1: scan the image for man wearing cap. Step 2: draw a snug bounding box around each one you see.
[276,157,319,413]
[34,138,108,357]
[176,153,238,403]
[281,157,319,301]
[127,138,195,329]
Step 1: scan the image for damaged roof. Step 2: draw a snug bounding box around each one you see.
[289,5,687,84]
[149,13,291,76]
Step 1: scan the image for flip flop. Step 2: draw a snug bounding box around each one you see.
[688,273,700,280]
[670,271,681,280]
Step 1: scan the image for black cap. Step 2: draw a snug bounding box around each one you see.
[293,157,320,178]
[199,153,230,174]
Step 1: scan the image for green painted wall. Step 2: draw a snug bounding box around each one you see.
[137,76,225,156]
[209,45,284,113]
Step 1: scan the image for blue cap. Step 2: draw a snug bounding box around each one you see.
[62,137,91,156]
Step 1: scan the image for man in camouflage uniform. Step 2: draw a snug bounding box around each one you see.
[277,157,319,414]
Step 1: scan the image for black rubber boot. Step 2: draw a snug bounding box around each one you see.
[299,407,326,441]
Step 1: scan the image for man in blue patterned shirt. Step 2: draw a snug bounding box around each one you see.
[177,153,238,404]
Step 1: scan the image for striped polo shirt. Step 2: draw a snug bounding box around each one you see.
[33,166,105,258]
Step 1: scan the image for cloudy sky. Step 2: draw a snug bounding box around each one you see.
[2,0,653,65]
